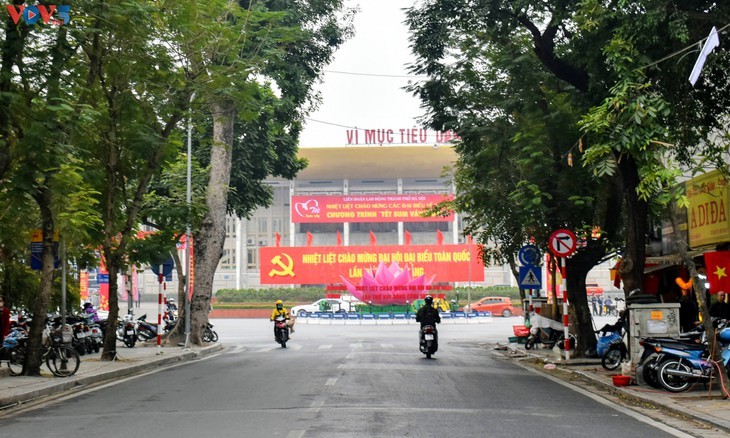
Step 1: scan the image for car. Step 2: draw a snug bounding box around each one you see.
[290,298,358,316]
[586,283,604,296]
[461,296,522,317]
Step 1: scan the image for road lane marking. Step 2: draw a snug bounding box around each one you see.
[286,431,305,438]
[309,400,325,413]
[318,344,333,350]
[325,378,338,386]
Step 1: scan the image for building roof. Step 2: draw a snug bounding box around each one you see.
[295,145,458,180]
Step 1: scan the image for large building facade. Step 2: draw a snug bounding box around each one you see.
[133,144,616,298]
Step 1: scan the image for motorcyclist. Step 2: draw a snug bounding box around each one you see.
[166,298,178,321]
[270,300,291,337]
[416,295,441,348]
[83,302,99,322]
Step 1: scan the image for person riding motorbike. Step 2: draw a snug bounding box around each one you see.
[83,302,100,322]
[270,300,292,336]
[416,295,441,348]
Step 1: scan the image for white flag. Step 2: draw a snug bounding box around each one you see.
[689,26,720,86]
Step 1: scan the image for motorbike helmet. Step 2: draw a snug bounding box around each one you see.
[424,295,434,306]
[83,302,92,309]
[168,298,175,303]
[276,299,283,310]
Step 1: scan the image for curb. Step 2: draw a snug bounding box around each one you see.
[497,343,730,434]
[0,343,225,409]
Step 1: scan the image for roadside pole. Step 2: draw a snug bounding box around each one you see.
[548,229,577,362]
[157,268,163,355]
[561,257,570,360]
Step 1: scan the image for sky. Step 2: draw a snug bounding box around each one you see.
[298,0,448,148]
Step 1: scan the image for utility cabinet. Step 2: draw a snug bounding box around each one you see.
[627,302,680,366]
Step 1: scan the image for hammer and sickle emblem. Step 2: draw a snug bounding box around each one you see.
[268,253,295,277]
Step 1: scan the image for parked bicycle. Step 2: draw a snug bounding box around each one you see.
[1,322,80,377]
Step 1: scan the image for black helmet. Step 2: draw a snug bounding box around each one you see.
[424,295,434,306]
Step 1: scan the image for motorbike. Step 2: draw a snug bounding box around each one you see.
[524,326,575,351]
[273,316,289,348]
[597,328,627,371]
[203,322,218,343]
[136,314,159,342]
[116,314,137,348]
[638,320,730,392]
[419,325,438,359]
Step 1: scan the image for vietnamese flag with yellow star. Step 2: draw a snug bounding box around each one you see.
[703,251,730,294]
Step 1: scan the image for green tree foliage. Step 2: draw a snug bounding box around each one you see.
[406,1,730,356]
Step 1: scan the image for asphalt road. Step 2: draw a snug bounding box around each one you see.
[0,317,691,438]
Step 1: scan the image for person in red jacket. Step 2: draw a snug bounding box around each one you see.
[0,296,10,343]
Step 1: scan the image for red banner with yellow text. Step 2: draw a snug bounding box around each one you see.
[260,244,483,285]
[291,194,454,223]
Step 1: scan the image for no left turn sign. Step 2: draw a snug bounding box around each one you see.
[549,229,577,257]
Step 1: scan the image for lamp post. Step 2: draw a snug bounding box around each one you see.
[183,91,195,349]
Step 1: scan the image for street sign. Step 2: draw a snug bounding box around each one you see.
[519,266,542,290]
[518,244,541,266]
[150,257,175,277]
[548,229,577,257]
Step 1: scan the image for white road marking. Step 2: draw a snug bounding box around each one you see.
[318,344,333,350]
[286,430,305,438]
[309,400,325,413]
[325,378,338,386]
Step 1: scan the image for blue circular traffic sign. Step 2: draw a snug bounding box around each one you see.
[518,244,541,266]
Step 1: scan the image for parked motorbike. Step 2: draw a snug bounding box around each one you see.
[524,326,575,350]
[136,314,158,342]
[117,314,137,348]
[597,329,627,371]
[203,322,218,343]
[638,320,730,392]
[273,316,289,348]
[419,324,438,359]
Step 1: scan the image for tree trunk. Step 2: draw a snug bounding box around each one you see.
[566,241,606,358]
[189,99,235,344]
[24,186,55,375]
[617,155,647,294]
[164,249,188,345]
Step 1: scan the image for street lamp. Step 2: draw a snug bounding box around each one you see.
[183,91,195,349]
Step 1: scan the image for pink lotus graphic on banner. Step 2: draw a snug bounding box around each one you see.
[340,262,436,305]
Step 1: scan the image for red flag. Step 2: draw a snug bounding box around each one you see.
[336,230,342,246]
[369,230,377,246]
[275,232,281,247]
[704,251,730,293]
[306,231,313,247]
[436,229,444,245]
[404,230,411,245]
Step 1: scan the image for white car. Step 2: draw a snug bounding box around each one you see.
[291,299,358,316]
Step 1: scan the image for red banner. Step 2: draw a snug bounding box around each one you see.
[259,244,483,285]
[291,194,454,223]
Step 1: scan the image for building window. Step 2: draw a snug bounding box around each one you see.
[219,249,236,270]
[258,217,268,233]
[247,249,258,270]
[225,217,237,238]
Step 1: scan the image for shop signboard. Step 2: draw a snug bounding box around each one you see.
[686,170,730,247]
[290,194,454,223]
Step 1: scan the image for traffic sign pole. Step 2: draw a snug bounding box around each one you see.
[561,257,570,360]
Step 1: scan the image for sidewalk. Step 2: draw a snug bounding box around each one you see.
[497,341,730,434]
[0,342,224,410]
